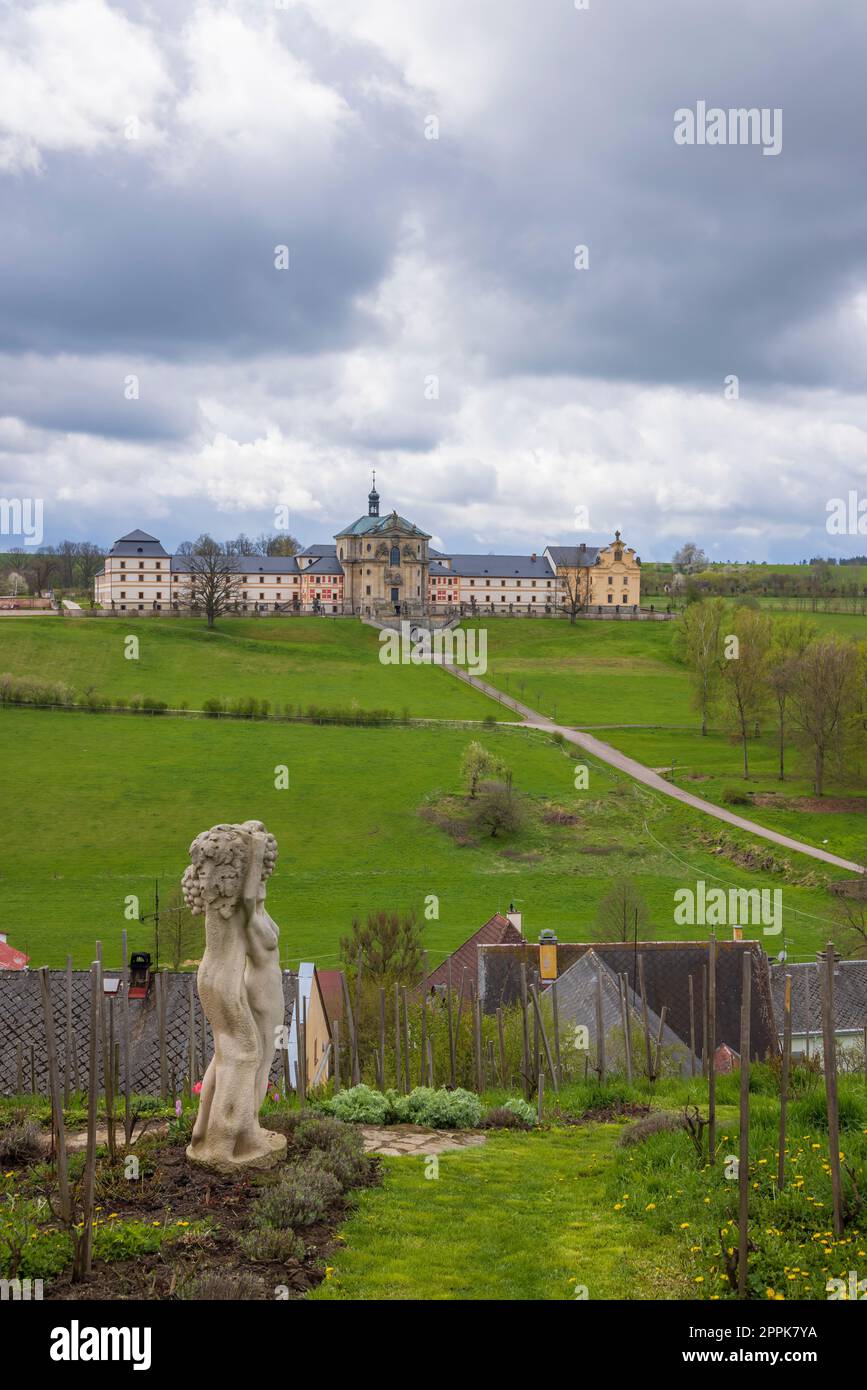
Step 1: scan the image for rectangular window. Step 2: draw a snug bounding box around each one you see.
[120,591,126,598]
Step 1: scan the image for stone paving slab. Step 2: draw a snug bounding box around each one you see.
[360,1123,487,1157]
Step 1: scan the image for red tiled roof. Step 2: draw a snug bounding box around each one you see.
[0,941,29,970]
[423,914,524,995]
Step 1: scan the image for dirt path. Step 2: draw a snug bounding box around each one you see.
[446,666,866,875]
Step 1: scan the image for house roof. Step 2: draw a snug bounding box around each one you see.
[542,949,696,1075]
[301,544,338,557]
[545,545,602,569]
[770,960,867,1034]
[109,530,170,559]
[0,940,29,970]
[335,510,430,540]
[170,555,302,575]
[301,556,344,576]
[429,561,453,577]
[478,940,778,1061]
[423,914,525,996]
[444,554,555,579]
[316,970,345,1026]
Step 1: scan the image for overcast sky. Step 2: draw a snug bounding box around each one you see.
[2,0,867,559]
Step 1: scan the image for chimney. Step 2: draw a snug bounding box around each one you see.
[732,926,744,941]
[579,542,586,552]
[506,903,523,935]
[538,929,558,981]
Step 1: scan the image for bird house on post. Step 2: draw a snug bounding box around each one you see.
[538,929,558,982]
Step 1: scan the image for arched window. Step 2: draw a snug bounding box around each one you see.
[390,545,400,566]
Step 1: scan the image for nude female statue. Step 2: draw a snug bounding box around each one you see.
[181,820,287,1172]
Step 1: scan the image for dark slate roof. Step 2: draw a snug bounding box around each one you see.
[479,940,778,1061]
[302,556,344,576]
[543,950,696,1075]
[423,914,525,996]
[429,561,454,577]
[770,961,867,1034]
[546,545,602,568]
[170,556,302,575]
[445,554,555,579]
[108,531,170,558]
[301,544,338,557]
[0,972,298,1097]
[335,509,430,540]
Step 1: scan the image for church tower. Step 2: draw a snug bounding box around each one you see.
[368,471,380,517]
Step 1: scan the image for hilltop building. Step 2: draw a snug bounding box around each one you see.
[94,478,641,619]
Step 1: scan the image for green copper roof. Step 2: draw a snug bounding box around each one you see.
[335,509,430,540]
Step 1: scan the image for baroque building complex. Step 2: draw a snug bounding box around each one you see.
[94,479,641,619]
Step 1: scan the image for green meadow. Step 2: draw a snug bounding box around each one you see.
[0,615,495,720]
[1,706,846,970]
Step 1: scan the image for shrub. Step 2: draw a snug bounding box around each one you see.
[502,1097,537,1127]
[399,1087,483,1129]
[618,1111,689,1147]
[292,1116,372,1188]
[722,786,751,806]
[202,697,225,717]
[235,1226,306,1263]
[250,1160,342,1231]
[0,1121,43,1164]
[482,1103,535,1130]
[324,1084,391,1125]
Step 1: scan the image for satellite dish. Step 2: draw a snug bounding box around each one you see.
[777,950,788,964]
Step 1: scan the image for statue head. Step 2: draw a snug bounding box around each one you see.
[182,820,277,918]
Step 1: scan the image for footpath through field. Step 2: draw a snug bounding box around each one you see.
[446,667,866,875]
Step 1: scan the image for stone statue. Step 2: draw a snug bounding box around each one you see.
[181,820,287,1172]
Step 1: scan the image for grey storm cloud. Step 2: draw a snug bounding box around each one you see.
[1,0,867,559]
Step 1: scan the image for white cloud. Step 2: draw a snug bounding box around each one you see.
[0,0,170,172]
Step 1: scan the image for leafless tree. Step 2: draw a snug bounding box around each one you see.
[789,635,861,796]
[177,538,242,628]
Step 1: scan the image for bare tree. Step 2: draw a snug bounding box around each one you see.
[789,635,860,796]
[593,878,651,942]
[559,565,590,623]
[177,538,242,628]
[74,542,105,587]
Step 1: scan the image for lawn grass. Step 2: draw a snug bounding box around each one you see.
[309,1122,692,1301]
[1,707,848,969]
[0,615,497,720]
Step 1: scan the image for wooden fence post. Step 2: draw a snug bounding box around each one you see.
[819,943,844,1238]
[446,959,456,1087]
[619,974,633,1083]
[65,954,74,1105]
[529,985,559,1092]
[688,974,696,1078]
[519,963,531,1099]
[777,973,792,1192]
[637,954,652,1080]
[737,952,751,1299]
[402,986,411,1094]
[379,988,386,1093]
[496,1007,507,1089]
[708,935,717,1164]
[39,968,72,1221]
[78,962,100,1278]
[332,1018,341,1094]
[594,968,606,1083]
[394,982,402,1093]
[551,980,562,1088]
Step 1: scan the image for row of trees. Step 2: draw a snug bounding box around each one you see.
[2,540,104,595]
[175,531,300,558]
[676,599,864,792]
